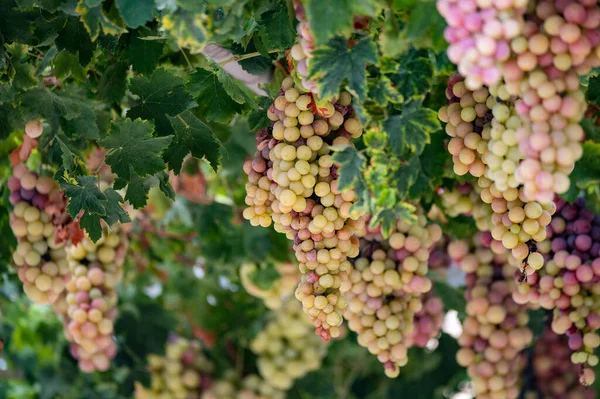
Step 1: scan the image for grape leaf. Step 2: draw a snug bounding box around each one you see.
[125,29,164,75]
[392,156,420,197]
[54,135,74,171]
[53,50,86,81]
[187,67,244,123]
[391,49,433,101]
[100,118,172,181]
[97,61,127,103]
[115,0,154,28]
[35,45,58,76]
[55,16,94,65]
[308,37,377,101]
[257,0,295,50]
[383,106,440,156]
[587,74,600,105]
[165,110,222,173]
[304,0,378,45]
[368,76,402,106]
[214,63,259,108]
[63,175,106,218]
[103,188,131,225]
[124,170,153,208]
[331,145,365,191]
[76,1,126,41]
[568,141,600,193]
[581,118,600,142]
[5,43,37,90]
[128,68,196,136]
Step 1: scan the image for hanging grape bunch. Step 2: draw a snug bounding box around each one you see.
[243,76,365,341]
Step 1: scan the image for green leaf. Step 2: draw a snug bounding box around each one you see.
[79,212,103,242]
[55,135,74,171]
[304,0,378,45]
[97,61,128,103]
[156,171,175,200]
[102,188,131,225]
[332,145,366,191]
[587,74,600,105]
[76,0,126,41]
[392,50,433,101]
[430,273,465,316]
[56,16,94,65]
[380,9,404,58]
[368,76,402,107]
[100,118,172,181]
[383,106,440,156]
[6,43,37,90]
[125,29,164,75]
[393,156,420,197]
[214,63,258,108]
[36,45,58,76]
[124,170,152,208]
[308,36,377,101]
[63,176,106,218]
[165,111,222,173]
[115,0,154,28]
[53,50,86,81]
[39,0,68,12]
[257,0,295,50]
[369,209,397,237]
[188,67,244,123]
[128,68,196,136]
[581,118,600,142]
[568,141,600,191]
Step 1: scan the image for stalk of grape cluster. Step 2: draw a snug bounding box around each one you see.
[513,197,600,386]
[250,300,328,390]
[242,76,365,341]
[134,336,214,399]
[56,228,128,372]
[340,211,442,377]
[450,232,532,399]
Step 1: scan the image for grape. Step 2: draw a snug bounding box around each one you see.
[240,263,299,310]
[202,372,284,399]
[25,119,43,138]
[57,228,128,373]
[513,197,600,385]
[243,77,366,341]
[450,232,532,399]
[134,336,215,399]
[340,210,442,377]
[250,300,327,390]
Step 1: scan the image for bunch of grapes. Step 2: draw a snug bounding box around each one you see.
[243,76,365,341]
[436,0,527,90]
[450,233,533,399]
[8,161,72,305]
[523,329,596,399]
[406,291,445,348]
[240,263,299,310]
[135,336,214,399]
[513,197,600,386]
[202,372,284,399]
[58,228,128,372]
[340,211,442,377]
[439,75,554,272]
[250,299,327,390]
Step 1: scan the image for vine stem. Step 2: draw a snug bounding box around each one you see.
[218,49,283,67]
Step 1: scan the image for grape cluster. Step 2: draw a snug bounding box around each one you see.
[406,291,445,348]
[250,300,327,389]
[436,0,527,90]
[202,372,284,399]
[240,263,299,310]
[8,163,70,304]
[440,183,493,232]
[513,197,600,386]
[340,212,442,377]
[59,228,128,372]
[450,233,533,399]
[135,336,214,399]
[524,329,597,399]
[242,76,365,341]
[440,75,554,271]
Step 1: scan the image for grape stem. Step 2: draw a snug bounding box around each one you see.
[218,49,283,67]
